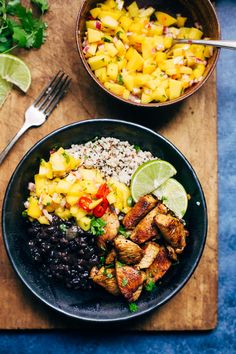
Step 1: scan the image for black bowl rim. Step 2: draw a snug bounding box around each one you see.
[75,0,221,108]
[2,119,208,322]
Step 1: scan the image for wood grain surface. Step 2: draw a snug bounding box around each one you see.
[0,0,218,330]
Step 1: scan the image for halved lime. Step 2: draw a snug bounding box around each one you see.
[0,76,12,107]
[153,178,188,219]
[0,54,31,92]
[131,160,177,202]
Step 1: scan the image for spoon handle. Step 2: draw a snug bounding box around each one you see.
[176,39,236,50]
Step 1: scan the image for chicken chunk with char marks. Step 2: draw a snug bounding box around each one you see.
[146,246,172,285]
[97,206,120,250]
[114,235,143,265]
[90,266,120,296]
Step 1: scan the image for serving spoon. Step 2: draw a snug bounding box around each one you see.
[175,39,236,50]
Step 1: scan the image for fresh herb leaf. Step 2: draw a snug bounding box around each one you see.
[62,151,70,163]
[134,145,141,152]
[31,0,49,14]
[22,210,28,217]
[129,302,138,313]
[116,31,123,39]
[122,277,128,287]
[118,225,130,239]
[90,217,106,236]
[106,273,113,279]
[101,36,111,43]
[145,280,157,292]
[100,256,105,265]
[59,224,67,232]
[117,73,124,85]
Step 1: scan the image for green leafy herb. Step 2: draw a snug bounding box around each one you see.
[116,31,123,39]
[116,261,124,268]
[0,0,47,54]
[59,224,67,232]
[118,225,130,239]
[134,145,141,152]
[145,280,157,292]
[90,217,106,236]
[122,277,128,287]
[31,0,48,14]
[117,73,124,85]
[129,302,138,313]
[102,36,111,43]
[22,210,28,217]
[100,256,105,265]
[62,151,70,163]
[106,273,113,279]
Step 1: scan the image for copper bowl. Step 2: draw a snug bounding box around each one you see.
[76,0,220,107]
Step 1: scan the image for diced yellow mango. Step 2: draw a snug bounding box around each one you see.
[126,49,144,71]
[119,15,133,31]
[86,21,99,30]
[204,46,213,58]
[142,37,156,60]
[156,11,177,27]
[139,7,155,18]
[169,78,183,100]
[155,52,167,63]
[69,181,83,196]
[141,93,152,104]
[115,39,126,55]
[101,15,118,29]
[87,43,97,56]
[87,28,102,43]
[49,148,70,176]
[152,86,168,102]
[122,89,130,100]
[104,82,125,95]
[148,24,163,36]
[129,22,143,33]
[190,44,205,60]
[134,74,151,87]
[41,194,52,206]
[90,7,101,18]
[177,27,191,39]
[163,36,173,49]
[193,64,205,79]
[177,16,187,28]
[70,205,87,219]
[145,78,160,91]
[188,27,203,40]
[179,66,193,74]
[107,191,117,204]
[143,59,156,74]
[39,159,53,179]
[55,179,71,194]
[55,207,71,220]
[34,175,48,197]
[88,55,109,70]
[117,58,127,70]
[128,2,139,17]
[27,197,42,219]
[95,67,108,83]
[77,216,91,231]
[104,43,118,57]
[66,195,79,206]
[38,216,50,225]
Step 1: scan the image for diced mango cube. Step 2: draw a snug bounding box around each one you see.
[104,43,118,57]
[169,78,183,100]
[39,160,53,179]
[126,49,144,71]
[128,1,139,17]
[193,64,205,79]
[101,15,119,29]
[77,216,91,231]
[188,27,203,40]
[156,11,177,26]
[88,55,108,70]
[176,16,187,28]
[87,28,102,43]
[104,82,125,95]
[95,67,108,83]
[141,93,152,104]
[27,197,42,219]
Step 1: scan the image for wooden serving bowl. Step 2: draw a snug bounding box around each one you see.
[76,0,220,107]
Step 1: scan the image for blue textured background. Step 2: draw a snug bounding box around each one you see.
[1,0,236,353]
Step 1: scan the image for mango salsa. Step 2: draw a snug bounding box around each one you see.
[82,0,213,104]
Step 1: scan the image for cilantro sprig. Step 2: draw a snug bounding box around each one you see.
[0,0,48,53]
[90,217,106,236]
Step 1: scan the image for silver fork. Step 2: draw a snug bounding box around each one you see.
[0,70,71,165]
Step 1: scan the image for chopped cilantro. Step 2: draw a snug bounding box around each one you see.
[22,210,28,217]
[145,280,157,292]
[134,145,141,152]
[116,261,124,268]
[100,256,105,265]
[59,224,67,232]
[122,278,128,287]
[102,36,112,43]
[129,302,138,313]
[118,225,130,239]
[90,217,106,236]
[117,73,124,85]
[46,202,51,206]
[106,273,113,279]
[62,152,70,163]
[116,31,123,39]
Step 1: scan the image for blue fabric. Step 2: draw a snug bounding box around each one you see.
[1,0,236,352]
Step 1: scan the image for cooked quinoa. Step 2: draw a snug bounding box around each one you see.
[66,137,156,186]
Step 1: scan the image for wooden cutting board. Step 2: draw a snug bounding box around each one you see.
[0,0,218,330]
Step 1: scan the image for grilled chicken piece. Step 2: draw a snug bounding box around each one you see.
[166,245,178,261]
[146,246,172,284]
[130,272,146,302]
[154,213,188,254]
[137,242,160,269]
[130,203,167,244]
[114,235,143,265]
[90,266,120,296]
[97,206,120,250]
[105,248,117,265]
[123,195,157,229]
[116,262,144,302]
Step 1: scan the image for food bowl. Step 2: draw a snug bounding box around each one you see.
[2,119,207,322]
[76,0,220,107]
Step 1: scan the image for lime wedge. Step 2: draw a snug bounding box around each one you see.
[153,178,188,219]
[131,160,177,202]
[0,76,12,107]
[0,54,31,92]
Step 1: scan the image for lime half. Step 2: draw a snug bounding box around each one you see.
[131,160,177,202]
[153,178,188,219]
[0,54,31,92]
[0,76,12,107]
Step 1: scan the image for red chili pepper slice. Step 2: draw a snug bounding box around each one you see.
[93,198,109,218]
[78,196,92,211]
[95,183,110,199]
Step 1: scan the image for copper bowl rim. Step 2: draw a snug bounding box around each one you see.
[75,0,221,108]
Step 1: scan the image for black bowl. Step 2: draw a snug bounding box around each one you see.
[2,119,207,322]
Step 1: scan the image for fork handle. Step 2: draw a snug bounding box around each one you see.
[0,122,31,165]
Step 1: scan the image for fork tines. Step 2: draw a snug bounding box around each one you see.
[34,70,71,117]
